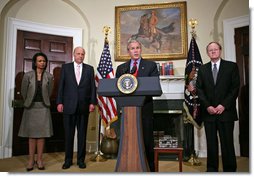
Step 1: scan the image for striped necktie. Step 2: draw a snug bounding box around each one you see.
[212,63,218,84]
[132,61,138,77]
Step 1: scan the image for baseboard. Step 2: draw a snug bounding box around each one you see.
[0,145,12,159]
[86,141,97,153]
[196,150,207,158]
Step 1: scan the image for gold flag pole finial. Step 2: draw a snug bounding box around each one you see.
[103,26,111,43]
[188,18,198,38]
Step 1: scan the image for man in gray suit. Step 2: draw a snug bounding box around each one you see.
[56,47,97,169]
[196,42,240,172]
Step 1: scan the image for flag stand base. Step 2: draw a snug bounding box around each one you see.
[184,154,201,166]
[90,115,107,162]
[90,151,107,162]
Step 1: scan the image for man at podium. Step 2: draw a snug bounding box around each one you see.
[115,39,159,172]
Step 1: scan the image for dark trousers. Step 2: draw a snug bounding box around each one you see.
[142,117,155,172]
[204,120,237,172]
[63,113,89,163]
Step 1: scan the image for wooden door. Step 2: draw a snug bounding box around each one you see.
[12,30,73,156]
[235,26,249,157]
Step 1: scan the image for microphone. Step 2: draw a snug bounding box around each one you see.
[130,65,137,74]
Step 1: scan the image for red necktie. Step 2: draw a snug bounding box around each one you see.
[133,61,138,77]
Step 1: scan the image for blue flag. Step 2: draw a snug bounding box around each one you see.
[183,37,203,128]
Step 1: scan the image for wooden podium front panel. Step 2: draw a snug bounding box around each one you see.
[115,107,150,172]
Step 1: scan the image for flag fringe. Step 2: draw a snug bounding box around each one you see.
[101,116,118,127]
[183,102,203,129]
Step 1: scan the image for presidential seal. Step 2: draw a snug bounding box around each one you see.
[117,74,138,94]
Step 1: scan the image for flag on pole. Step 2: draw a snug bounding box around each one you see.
[95,40,118,125]
[183,37,203,128]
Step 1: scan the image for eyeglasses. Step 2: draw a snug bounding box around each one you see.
[208,49,220,53]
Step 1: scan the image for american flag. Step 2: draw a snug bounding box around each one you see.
[95,41,118,125]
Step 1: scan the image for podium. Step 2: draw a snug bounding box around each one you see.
[97,76,162,172]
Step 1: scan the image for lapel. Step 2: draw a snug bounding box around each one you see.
[206,62,214,85]
[42,71,49,85]
[79,63,86,84]
[31,71,37,92]
[125,60,131,74]
[216,59,225,85]
[127,58,146,76]
[70,62,78,85]
[137,59,146,77]
[31,70,36,81]
[206,59,225,86]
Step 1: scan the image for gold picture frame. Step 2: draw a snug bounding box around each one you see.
[115,1,187,61]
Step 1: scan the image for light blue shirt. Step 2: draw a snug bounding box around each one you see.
[130,58,141,70]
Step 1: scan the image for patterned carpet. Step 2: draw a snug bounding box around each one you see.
[0,152,249,173]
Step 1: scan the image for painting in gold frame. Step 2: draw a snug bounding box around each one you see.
[115,1,187,61]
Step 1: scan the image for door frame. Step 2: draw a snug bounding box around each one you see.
[1,17,82,158]
[223,15,249,156]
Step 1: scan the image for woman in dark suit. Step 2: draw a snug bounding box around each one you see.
[56,47,97,169]
[18,52,54,171]
[115,39,159,172]
[196,42,240,172]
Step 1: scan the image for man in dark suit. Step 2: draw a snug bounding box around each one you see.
[56,46,97,169]
[196,42,240,172]
[115,39,159,172]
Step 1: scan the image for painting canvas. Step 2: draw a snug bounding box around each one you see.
[115,1,187,61]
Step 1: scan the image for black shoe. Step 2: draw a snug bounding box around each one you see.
[26,161,35,171]
[77,161,86,169]
[38,166,45,170]
[62,161,73,169]
[26,167,33,172]
[35,161,45,170]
